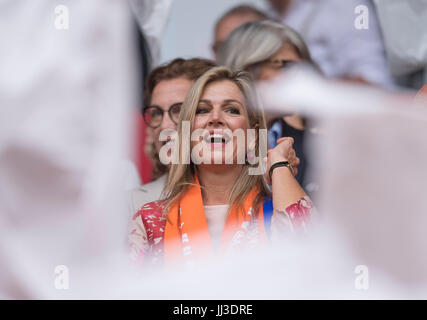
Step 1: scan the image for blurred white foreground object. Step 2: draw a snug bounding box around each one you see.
[259,67,427,294]
[0,0,138,298]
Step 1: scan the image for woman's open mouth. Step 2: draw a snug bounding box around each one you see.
[203,130,231,147]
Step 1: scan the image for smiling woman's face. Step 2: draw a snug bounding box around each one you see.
[192,80,250,165]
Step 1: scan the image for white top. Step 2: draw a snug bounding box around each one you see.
[203,204,229,250]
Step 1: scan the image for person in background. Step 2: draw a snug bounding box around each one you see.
[129,67,313,266]
[212,5,268,57]
[373,0,427,90]
[266,0,394,88]
[129,58,216,217]
[131,0,175,184]
[217,20,319,194]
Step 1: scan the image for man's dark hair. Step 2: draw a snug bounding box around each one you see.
[144,58,216,109]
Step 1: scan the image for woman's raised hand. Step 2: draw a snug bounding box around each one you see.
[265,137,300,184]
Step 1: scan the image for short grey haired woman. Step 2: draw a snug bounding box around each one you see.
[217,20,319,191]
[217,20,317,79]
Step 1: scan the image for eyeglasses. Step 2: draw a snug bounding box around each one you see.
[142,103,182,128]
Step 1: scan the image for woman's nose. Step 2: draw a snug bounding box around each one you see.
[208,108,224,126]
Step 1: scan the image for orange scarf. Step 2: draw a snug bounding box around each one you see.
[164,176,267,266]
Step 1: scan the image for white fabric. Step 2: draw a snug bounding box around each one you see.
[373,0,427,77]
[0,0,138,298]
[269,0,394,88]
[203,204,229,250]
[129,0,174,66]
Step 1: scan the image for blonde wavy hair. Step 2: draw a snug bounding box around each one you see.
[161,66,270,218]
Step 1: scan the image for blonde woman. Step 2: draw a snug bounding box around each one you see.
[129,67,314,266]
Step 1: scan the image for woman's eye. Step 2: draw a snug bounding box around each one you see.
[196,107,209,114]
[226,107,240,115]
